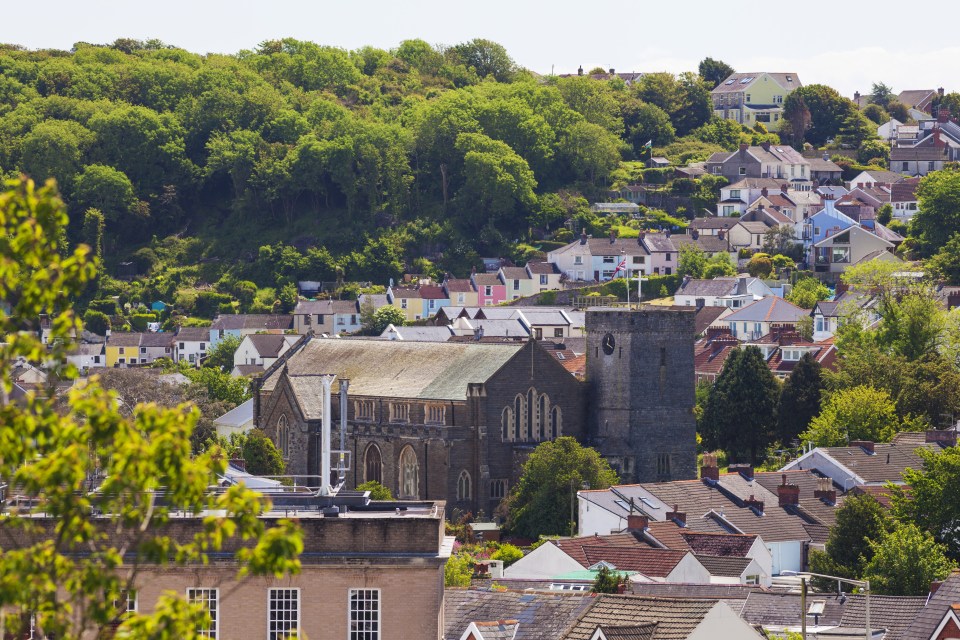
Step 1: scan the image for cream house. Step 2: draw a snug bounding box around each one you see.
[711,72,801,132]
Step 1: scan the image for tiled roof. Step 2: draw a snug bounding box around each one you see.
[694,307,728,336]
[262,338,524,402]
[753,470,844,527]
[693,339,738,377]
[676,278,739,298]
[246,334,292,358]
[563,595,717,640]
[473,273,504,286]
[808,158,843,172]
[390,287,422,299]
[740,591,845,627]
[175,326,210,342]
[444,589,593,640]
[595,624,658,640]
[526,261,561,274]
[330,299,359,314]
[690,218,737,230]
[139,332,175,348]
[641,233,677,253]
[679,531,756,557]
[628,582,761,602]
[724,297,807,324]
[724,177,786,190]
[813,442,934,484]
[471,620,521,640]
[107,332,142,347]
[890,146,948,162]
[293,299,333,315]
[695,554,752,577]
[669,235,730,254]
[210,314,293,331]
[419,285,447,299]
[500,267,532,280]
[891,177,921,202]
[854,169,906,185]
[901,571,960,640]
[840,594,928,640]
[233,364,264,376]
[711,72,799,95]
[736,220,772,234]
[579,546,688,577]
[897,89,936,110]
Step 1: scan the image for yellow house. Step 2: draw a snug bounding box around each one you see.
[387,286,425,322]
[711,72,801,132]
[105,332,142,368]
[443,278,478,308]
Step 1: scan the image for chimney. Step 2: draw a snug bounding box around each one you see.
[701,453,720,482]
[777,474,800,507]
[691,229,699,240]
[666,504,686,525]
[761,188,768,197]
[229,458,246,471]
[626,514,648,531]
[761,142,771,152]
[925,430,958,447]
[854,91,861,102]
[609,68,615,75]
[939,87,945,97]
[578,65,583,76]
[739,143,749,155]
[728,463,754,480]
[781,183,789,193]
[850,440,875,454]
[744,494,765,514]
[717,230,725,240]
[580,230,588,245]
[609,229,616,243]
[931,580,945,596]
[814,477,837,504]
[639,231,646,241]
[665,228,671,238]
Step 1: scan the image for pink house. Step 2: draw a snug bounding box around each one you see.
[471,272,507,306]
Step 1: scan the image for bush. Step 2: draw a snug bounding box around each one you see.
[444,552,474,587]
[194,291,234,317]
[356,481,393,500]
[129,312,158,332]
[88,298,120,316]
[747,254,774,278]
[640,274,682,298]
[538,290,558,305]
[241,429,285,476]
[82,309,111,336]
[490,543,523,567]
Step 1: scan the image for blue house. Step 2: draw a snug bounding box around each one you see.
[797,200,856,264]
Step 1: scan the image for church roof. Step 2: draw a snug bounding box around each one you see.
[263,338,525,405]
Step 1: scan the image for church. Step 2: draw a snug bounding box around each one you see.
[253,307,697,516]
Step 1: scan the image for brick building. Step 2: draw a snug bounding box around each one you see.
[255,307,698,515]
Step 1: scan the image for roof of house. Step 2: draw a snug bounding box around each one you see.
[853,169,907,185]
[690,217,738,230]
[444,278,475,293]
[628,582,761,602]
[807,157,844,172]
[594,624,658,640]
[740,591,845,628]
[724,177,787,190]
[810,442,935,484]
[390,287,422,299]
[210,314,293,331]
[694,555,752,577]
[692,307,730,335]
[551,237,651,258]
[676,277,753,299]
[839,594,928,640]
[261,339,525,407]
[891,177,921,202]
[245,334,293,358]
[897,89,936,110]
[901,571,960,640]
[711,72,799,94]
[890,146,949,162]
[562,595,719,640]
[444,589,592,640]
[678,531,757,557]
[641,233,677,253]
[139,332,175,348]
[473,273,504,286]
[175,326,210,342]
[669,235,730,255]
[213,398,254,427]
[500,267,533,280]
[107,332,142,348]
[419,285,448,300]
[526,261,561,275]
[735,220,773,235]
[381,326,454,342]
[579,546,689,577]
[723,297,807,324]
[233,364,264,376]
[693,338,739,377]
[469,620,521,640]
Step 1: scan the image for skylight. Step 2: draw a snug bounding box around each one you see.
[725,79,735,85]
[740,77,753,84]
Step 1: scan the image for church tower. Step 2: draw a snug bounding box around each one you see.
[586,307,697,483]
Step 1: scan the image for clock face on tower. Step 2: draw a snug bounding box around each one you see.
[602,332,616,355]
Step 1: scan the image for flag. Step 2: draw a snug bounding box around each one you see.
[613,257,628,276]
[643,139,653,150]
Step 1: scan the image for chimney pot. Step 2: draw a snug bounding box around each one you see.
[666,504,686,525]
[739,143,749,153]
[850,440,875,454]
[777,481,801,507]
[578,65,583,76]
[701,453,720,482]
[609,68,615,75]
[626,514,648,531]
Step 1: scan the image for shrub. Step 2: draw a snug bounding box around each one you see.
[128,312,158,332]
[88,298,120,316]
[82,309,111,336]
[241,428,285,476]
[538,290,558,305]
[356,481,393,500]
[194,291,234,317]
[444,552,474,587]
[490,543,523,567]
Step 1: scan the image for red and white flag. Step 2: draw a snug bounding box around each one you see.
[613,258,628,276]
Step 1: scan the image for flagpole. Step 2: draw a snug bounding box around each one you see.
[622,250,630,309]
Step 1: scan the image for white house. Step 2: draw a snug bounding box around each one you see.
[674,276,773,309]
[214,398,254,438]
[232,334,299,370]
[174,326,210,365]
[65,342,105,373]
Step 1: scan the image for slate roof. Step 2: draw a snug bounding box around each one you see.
[176,326,210,342]
[694,555,752,577]
[711,72,799,94]
[854,169,906,185]
[676,277,751,298]
[628,582,761,602]
[293,299,333,315]
[384,326,453,341]
[526,261,561,274]
[246,334,292,358]
[210,314,293,331]
[596,624,658,640]
[689,218,737,231]
[444,590,593,640]
[107,332,142,347]
[890,147,949,162]
[563,595,717,640]
[891,177,921,202]
[232,364,264,376]
[808,157,844,173]
[473,273,504,286]
[552,237,650,258]
[897,89,936,111]
[139,332,175,348]
[840,594,927,640]
[419,285,447,300]
[262,339,524,403]
[740,591,845,628]
[753,470,844,527]
[679,531,756,557]
[812,443,932,484]
[724,177,787,190]
[471,620,521,640]
[670,234,731,255]
[500,267,533,280]
[901,571,960,640]
[641,234,677,253]
[694,306,728,336]
[444,278,475,293]
[736,220,772,234]
[724,297,807,324]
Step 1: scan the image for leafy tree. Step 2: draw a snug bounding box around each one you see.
[864,523,954,595]
[559,121,622,185]
[691,117,743,150]
[782,94,812,147]
[787,277,830,309]
[555,76,624,134]
[702,251,737,279]
[747,254,773,278]
[242,428,286,475]
[634,72,712,136]
[700,347,780,463]
[444,551,474,587]
[837,110,877,148]
[784,85,853,146]
[491,543,524,567]
[862,103,890,125]
[622,101,675,155]
[870,82,895,108]
[928,233,960,284]
[184,367,250,406]
[0,177,301,638]
[857,139,890,165]
[800,385,900,447]
[19,119,94,189]
[81,208,104,262]
[678,244,707,278]
[762,225,798,256]
[448,38,516,82]
[591,565,627,593]
[203,334,243,371]
[809,493,890,585]
[366,305,407,335]
[777,353,823,444]
[506,437,618,538]
[697,57,734,89]
[82,308,111,336]
[876,203,893,225]
[72,164,138,223]
[455,132,537,230]
[893,446,960,559]
[913,166,960,256]
[356,480,393,500]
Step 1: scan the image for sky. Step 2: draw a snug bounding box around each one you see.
[3,0,958,99]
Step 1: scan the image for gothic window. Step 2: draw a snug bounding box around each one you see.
[490,479,507,500]
[426,404,446,424]
[501,407,512,441]
[457,470,472,500]
[399,446,419,499]
[527,389,535,440]
[364,444,382,484]
[355,400,374,420]
[538,395,547,441]
[276,414,288,459]
[551,406,562,439]
[514,395,523,440]
[389,403,410,423]
[657,453,671,478]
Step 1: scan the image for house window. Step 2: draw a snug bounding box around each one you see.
[730,189,741,199]
[353,400,374,420]
[276,415,290,458]
[632,256,644,264]
[484,285,493,296]
[304,314,311,326]
[364,444,382,484]
[179,342,185,350]
[400,299,408,309]
[902,162,909,171]
[94,356,100,363]
[534,328,543,340]
[722,205,734,215]
[426,404,446,425]
[514,395,523,440]
[602,256,616,264]
[745,94,751,102]
[831,247,850,263]
[928,161,936,171]
[389,403,410,423]
[739,167,746,175]
[754,322,762,335]
[540,274,548,285]
[186,588,218,638]
[554,328,564,338]
[268,588,300,640]
[746,575,760,585]
[574,256,583,265]
[501,407,513,441]
[816,317,825,332]
[119,347,125,355]
[457,293,465,303]
[399,446,419,499]
[337,316,346,325]
[657,453,671,477]
[550,406,562,438]
[457,470,472,500]
[491,479,507,500]
[349,589,380,640]
[140,347,146,354]
[665,253,672,262]
[513,280,520,290]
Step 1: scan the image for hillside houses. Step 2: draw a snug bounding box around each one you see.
[711,72,801,132]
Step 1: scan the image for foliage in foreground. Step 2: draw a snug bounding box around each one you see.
[0,177,302,639]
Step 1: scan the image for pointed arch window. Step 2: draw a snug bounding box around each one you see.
[527,389,535,440]
[502,407,512,442]
[399,446,419,499]
[457,470,472,500]
[551,406,562,439]
[364,444,382,484]
[276,414,288,458]
[538,395,547,441]
[514,395,523,440]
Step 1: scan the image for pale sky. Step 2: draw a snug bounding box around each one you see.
[3,0,958,99]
